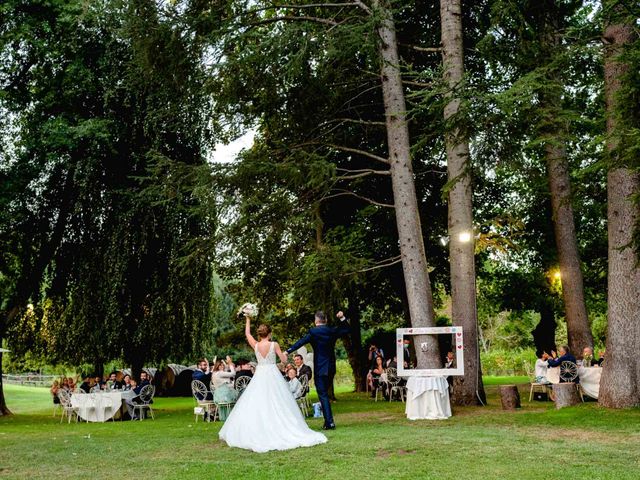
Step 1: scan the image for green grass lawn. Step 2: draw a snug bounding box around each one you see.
[1,379,639,480]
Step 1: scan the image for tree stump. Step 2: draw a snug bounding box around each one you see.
[499,385,521,410]
[553,383,580,409]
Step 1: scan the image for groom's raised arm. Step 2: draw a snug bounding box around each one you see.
[286,333,312,355]
[335,311,351,337]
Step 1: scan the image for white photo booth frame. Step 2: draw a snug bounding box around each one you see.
[396,327,464,377]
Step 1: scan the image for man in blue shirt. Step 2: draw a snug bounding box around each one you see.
[547,345,578,383]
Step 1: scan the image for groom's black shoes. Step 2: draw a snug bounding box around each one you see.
[322,423,336,430]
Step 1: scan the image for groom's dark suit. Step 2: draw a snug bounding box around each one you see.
[287,318,350,427]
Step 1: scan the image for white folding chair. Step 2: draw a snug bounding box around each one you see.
[191,380,215,423]
[234,376,251,396]
[296,375,310,416]
[386,368,404,403]
[524,361,551,402]
[132,385,156,420]
[57,390,78,424]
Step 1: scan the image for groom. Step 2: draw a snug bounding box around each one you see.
[287,310,350,430]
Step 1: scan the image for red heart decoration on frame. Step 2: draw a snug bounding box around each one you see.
[457,345,463,349]
[456,332,462,337]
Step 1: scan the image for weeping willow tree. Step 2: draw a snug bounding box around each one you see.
[0,0,216,390]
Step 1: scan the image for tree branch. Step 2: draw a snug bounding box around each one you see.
[294,141,389,164]
[321,189,394,208]
[336,167,390,175]
[321,117,387,127]
[400,43,442,52]
[337,170,390,180]
[353,1,373,15]
[245,15,340,27]
[402,80,433,88]
[344,255,402,275]
[246,2,364,14]
[325,143,390,164]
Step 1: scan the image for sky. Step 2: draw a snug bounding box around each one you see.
[208,130,256,164]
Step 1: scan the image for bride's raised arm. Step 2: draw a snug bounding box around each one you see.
[245,315,257,349]
[274,342,288,364]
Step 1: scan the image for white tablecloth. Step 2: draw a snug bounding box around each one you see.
[71,392,122,422]
[546,366,602,399]
[405,376,451,420]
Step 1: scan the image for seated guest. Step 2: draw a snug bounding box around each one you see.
[211,357,236,388]
[368,343,384,369]
[50,380,61,404]
[192,358,213,401]
[581,347,596,366]
[582,347,605,366]
[61,377,71,392]
[92,375,105,392]
[286,368,304,399]
[294,354,312,383]
[192,358,212,383]
[282,362,294,378]
[125,372,151,420]
[68,377,77,391]
[444,351,455,368]
[371,355,386,399]
[107,372,124,390]
[212,357,238,420]
[79,375,92,393]
[547,345,578,382]
[596,349,606,366]
[535,352,551,383]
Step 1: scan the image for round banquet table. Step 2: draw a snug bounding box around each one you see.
[546,366,602,399]
[71,391,122,422]
[405,376,452,420]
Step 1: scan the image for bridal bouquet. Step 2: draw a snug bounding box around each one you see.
[237,302,259,319]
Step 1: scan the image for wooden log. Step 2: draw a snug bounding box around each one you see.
[552,382,580,409]
[499,385,521,410]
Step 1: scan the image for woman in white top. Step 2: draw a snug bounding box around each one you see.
[211,357,236,388]
[535,352,550,384]
[212,358,238,419]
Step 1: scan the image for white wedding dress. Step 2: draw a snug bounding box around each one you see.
[218,341,327,452]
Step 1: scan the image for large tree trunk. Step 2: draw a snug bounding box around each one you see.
[440,0,486,406]
[545,139,593,357]
[0,310,19,416]
[0,338,11,416]
[599,6,640,409]
[342,309,367,392]
[93,361,104,379]
[538,17,593,358]
[532,302,557,356]
[374,0,439,368]
[130,354,145,383]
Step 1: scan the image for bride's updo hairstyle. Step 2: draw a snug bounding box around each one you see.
[257,324,271,339]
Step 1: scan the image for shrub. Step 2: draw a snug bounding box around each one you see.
[480,348,537,376]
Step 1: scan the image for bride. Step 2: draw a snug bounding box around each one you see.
[218,304,327,452]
